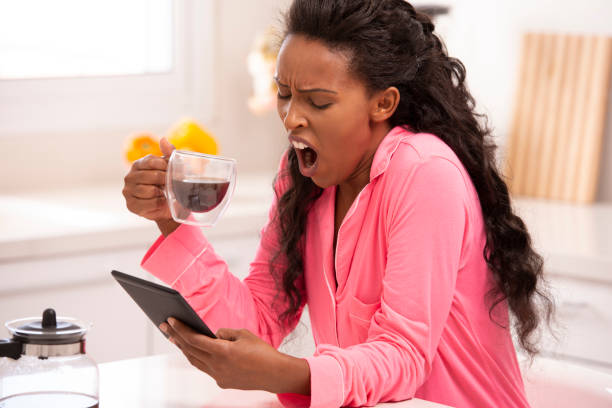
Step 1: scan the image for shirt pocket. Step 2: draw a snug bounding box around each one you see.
[347,295,381,334]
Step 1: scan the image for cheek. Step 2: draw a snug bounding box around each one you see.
[316,133,362,179]
[320,126,371,179]
[318,110,369,157]
[277,102,286,122]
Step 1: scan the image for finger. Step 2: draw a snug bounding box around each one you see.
[160,137,176,158]
[167,327,215,367]
[216,328,242,341]
[134,154,168,171]
[161,323,190,350]
[130,184,164,199]
[170,331,210,357]
[126,195,167,215]
[159,323,174,342]
[125,169,166,186]
[160,322,176,337]
[161,323,214,374]
[168,318,223,354]
[181,346,216,377]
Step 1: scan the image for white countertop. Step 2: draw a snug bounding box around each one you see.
[513,198,612,284]
[99,352,451,407]
[0,179,610,283]
[0,173,275,261]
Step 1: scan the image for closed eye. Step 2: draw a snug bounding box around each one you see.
[277,92,331,110]
[310,99,332,110]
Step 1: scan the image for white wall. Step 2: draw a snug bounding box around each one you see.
[208,0,291,178]
[424,0,612,201]
[0,0,291,193]
[1,0,610,200]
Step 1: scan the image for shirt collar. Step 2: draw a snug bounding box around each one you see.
[369,125,413,182]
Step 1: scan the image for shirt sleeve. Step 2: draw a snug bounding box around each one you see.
[303,157,468,408]
[140,151,305,348]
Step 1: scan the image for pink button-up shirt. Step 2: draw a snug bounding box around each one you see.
[141,126,530,408]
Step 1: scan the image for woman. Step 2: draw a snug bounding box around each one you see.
[122,1,552,407]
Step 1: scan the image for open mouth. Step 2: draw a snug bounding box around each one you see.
[301,146,317,168]
[291,140,319,173]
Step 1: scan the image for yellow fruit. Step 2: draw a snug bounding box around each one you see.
[125,133,162,162]
[167,119,219,155]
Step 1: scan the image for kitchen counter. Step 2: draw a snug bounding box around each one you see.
[2,179,611,380]
[0,178,610,282]
[98,352,452,407]
[513,198,612,284]
[0,173,275,261]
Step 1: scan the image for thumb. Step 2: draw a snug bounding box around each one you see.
[160,137,176,158]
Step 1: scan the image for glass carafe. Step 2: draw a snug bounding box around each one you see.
[0,309,98,407]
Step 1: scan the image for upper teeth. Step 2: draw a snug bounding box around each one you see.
[292,141,308,150]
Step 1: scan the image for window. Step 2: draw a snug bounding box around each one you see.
[0,0,214,136]
[0,0,173,79]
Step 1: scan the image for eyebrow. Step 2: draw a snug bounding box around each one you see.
[274,77,338,94]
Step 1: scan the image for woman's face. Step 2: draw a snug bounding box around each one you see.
[275,34,384,189]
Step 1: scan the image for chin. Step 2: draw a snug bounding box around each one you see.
[310,175,333,189]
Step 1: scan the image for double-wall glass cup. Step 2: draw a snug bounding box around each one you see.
[165,150,236,227]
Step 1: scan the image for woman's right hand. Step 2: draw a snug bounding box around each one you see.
[122,138,180,236]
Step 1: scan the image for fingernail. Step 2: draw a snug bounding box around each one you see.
[159,323,167,333]
[168,318,175,326]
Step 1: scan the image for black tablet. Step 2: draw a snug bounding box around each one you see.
[111,270,216,338]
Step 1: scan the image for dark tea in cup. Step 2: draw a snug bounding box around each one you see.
[166,150,236,227]
[171,178,230,213]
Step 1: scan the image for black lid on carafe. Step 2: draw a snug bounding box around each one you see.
[5,308,89,345]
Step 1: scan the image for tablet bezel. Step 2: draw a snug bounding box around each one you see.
[111,270,217,338]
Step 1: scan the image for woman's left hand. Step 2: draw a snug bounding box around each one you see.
[160,318,310,395]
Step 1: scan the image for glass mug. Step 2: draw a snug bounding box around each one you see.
[165,150,237,227]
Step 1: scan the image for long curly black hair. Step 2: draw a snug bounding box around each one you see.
[270,0,553,356]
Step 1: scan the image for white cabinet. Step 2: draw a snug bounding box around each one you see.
[513,199,612,372]
[0,246,150,363]
[0,175,281,362]
[0,234,268,363]
[539,275,612,371]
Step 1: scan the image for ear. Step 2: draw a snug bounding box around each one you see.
[369,86,400,123]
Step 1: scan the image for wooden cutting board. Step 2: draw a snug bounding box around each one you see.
[505,33,612,203]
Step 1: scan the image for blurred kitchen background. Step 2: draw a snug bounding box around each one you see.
[0,0,610,381]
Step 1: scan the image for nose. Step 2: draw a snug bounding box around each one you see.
[281,99,307,131]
